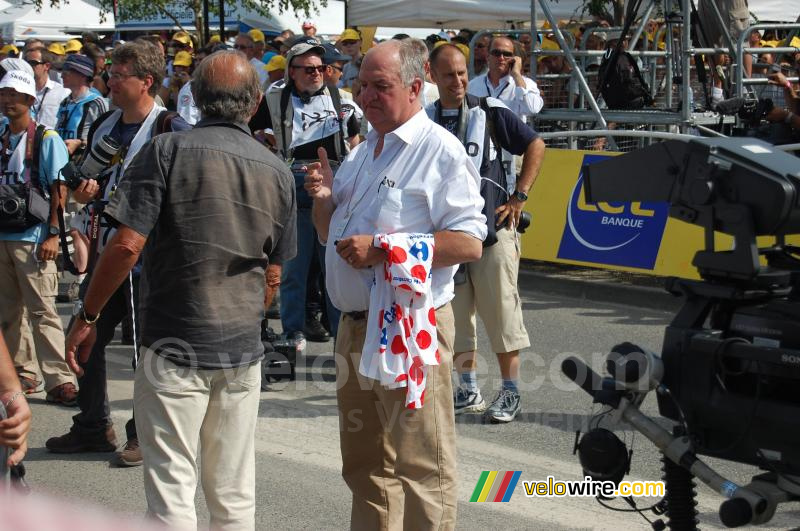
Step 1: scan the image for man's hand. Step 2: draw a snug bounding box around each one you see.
[304,146,334,200]
[71,178,100,204]
[65,319,98,377]
[495,196,525,229]
[768,71,788,87]
[37,235,59,261]
[64,139,83,155]
[336,235,386,269]
[0,391,31,466]
[511,55,524,76]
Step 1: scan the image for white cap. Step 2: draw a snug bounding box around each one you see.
[0,69,36,98]
[0,57,34,77]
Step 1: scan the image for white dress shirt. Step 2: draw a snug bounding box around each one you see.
[250,57,268,86]
[34,79,70,129]
[176,80,200,125]
[467,72,543,118]
[325,109,487,313]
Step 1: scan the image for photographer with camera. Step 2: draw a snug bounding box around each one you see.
[0,70,78,407]
[428,44,545,423]
[46,41,189,467]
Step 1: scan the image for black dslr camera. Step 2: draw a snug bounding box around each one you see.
[61,135,121,191]
[563,138,800,528]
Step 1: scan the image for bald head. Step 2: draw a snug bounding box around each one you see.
[192,50,261,123]
[363,39,425,87]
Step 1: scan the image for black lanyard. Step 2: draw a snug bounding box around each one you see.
[34,86,50,120]
[485,76,509,99]
[433,98,470,147]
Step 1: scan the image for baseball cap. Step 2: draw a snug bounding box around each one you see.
[302,20,316,30]
[537,37,560,62]
[261,51,277,63]
[1,57,34,77]
[340,28,361,42]
[248,29,265,43]
[0,44,18,56]
[0,69,37,98]
[285,41,325,81]
[47,43,65,56]
[264,54,286,72]
[321,42,349,64]
[208,34,221,44]
[173,50,193,67]
[63,54,95,78]
[64,39,83,53]
[172,31,193,46]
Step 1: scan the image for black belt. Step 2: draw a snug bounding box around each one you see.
[344,310,367,321]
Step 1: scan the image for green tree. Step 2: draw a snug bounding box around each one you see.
[582,0,626,25]
[36,0,326,46]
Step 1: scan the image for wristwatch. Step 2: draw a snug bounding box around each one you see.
[73,300,101,325]
[48,225,60,237]
[513,189,529,202]
[785,110,795,125]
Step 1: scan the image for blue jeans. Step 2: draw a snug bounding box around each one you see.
[280,207,340,337]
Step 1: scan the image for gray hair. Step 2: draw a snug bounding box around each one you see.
[192,50,261,123]
[396,39,426,86]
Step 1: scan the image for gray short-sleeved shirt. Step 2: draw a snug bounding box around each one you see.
[105,119,297,369]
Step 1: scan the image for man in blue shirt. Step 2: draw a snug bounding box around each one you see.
[0,69,77,406]
[55,54,108,157]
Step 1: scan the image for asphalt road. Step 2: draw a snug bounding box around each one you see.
[14,287,800,530]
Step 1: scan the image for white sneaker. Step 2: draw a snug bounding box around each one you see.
[454,386,486,415]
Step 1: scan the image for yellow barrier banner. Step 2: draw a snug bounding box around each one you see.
[520,148,743,280]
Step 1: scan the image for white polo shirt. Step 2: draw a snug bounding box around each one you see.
[325,108,487,313]
[467,72,544,118]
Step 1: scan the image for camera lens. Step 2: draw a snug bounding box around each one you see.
[517,211,532,233]
[1,197,20,215]
[80,134,122,180]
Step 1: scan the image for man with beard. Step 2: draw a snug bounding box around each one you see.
[265,39,362,344]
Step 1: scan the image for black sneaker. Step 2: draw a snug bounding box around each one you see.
[484,389,521,423]
[304,316,331,342]
[454,386,486,415]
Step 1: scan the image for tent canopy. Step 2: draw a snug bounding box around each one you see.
[347,0,585,29]
[0,0,114,42]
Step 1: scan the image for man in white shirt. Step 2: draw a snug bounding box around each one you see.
[305,39,486,530]
[467,35,543,118]
[234,32,268,86]
[23,47,70,129]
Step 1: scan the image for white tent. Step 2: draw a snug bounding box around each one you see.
[0,0,114,42]
[116,0,345,37]
[750,0,798,22]
[347,0,585,29]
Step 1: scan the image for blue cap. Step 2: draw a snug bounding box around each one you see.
[321,43,350,65]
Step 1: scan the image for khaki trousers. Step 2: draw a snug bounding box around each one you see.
[134,348,261,531]
[336,303,458,531]
[0,240,73,390]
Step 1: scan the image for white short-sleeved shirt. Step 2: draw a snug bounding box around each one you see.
[325,109,487,313]
[467,72,544,118]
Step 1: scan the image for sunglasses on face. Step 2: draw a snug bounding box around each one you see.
[340,40,359,46]
[291,64,326,74]
[490,49,514,58]
[26,59,46,67]
[233,44,253,50]
[329,64,343,72]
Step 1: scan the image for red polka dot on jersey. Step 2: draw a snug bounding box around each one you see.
[411,264,427,283]
[390,246,407,264]
[416,330,432,349]
[435,349,441,363]
[398,283,412,291]
[378,309,384,329]
[403,318,411,338]
[409,356,424,384]
[395,374,407,383]
[391,335,407,355]
[394,304,403,319]
[428,307,436,326]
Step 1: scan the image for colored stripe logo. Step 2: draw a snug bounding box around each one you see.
[470,471,522,502]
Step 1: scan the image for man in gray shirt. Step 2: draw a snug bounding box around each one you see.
[65,50,296,530]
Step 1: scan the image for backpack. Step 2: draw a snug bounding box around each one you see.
[0,122,49,233]
[597,47,654,110]
[478,98,509,248]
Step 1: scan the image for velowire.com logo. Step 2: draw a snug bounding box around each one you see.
[470,471,522,502]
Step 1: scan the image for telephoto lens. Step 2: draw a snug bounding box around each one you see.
[81,135,121,178]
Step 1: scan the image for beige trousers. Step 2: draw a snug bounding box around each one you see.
[336,303,458,531]
[134,348,262,531]
[0,240,73,391]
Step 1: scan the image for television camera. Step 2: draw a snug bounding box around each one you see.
[562,137,800,528]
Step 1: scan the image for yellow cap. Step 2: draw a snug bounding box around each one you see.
[173,50,193,67]
[454,43,469,60]
[47,42,65,56]
[537,37,560,62]
[248,29,265,43]
[64,39,83,53]
[264,54,287,72]
[208,34,221,44]
[339,28,361,42]
[0,44,19,55]
[791,36,800,48]
[172,32,193,47]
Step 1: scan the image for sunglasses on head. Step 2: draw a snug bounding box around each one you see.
[490,49,514,58]
[291,64,326,74]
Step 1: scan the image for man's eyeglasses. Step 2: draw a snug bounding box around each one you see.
[291,64,326,74]
[340,40,359,46]
[233,44,253,50]
[26,60,46,67]
[490,49,514,58]
[108,71,139,81]
[328,64,343,73]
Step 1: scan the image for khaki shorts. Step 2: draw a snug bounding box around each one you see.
[452,227,530,354]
